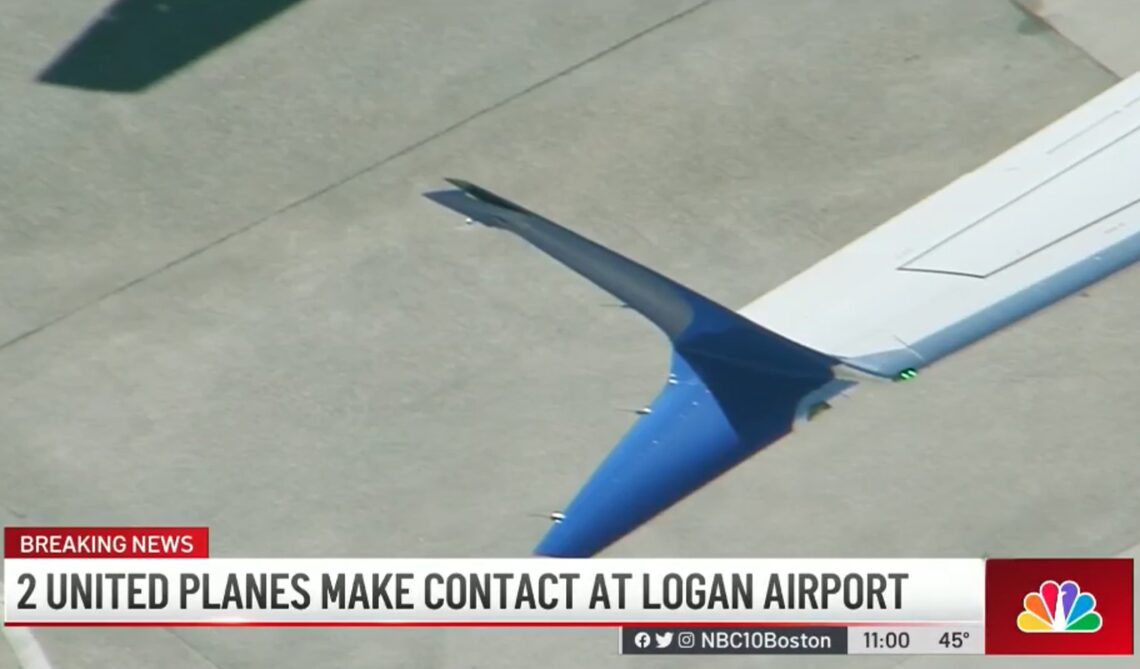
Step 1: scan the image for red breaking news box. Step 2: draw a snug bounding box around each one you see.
[3,527,209,559]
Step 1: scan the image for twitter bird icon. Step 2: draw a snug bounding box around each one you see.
[654,632,674,648]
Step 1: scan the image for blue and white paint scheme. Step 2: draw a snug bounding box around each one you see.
[424,70,1140,558]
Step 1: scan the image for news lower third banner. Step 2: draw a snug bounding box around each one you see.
[2,527,1134,656]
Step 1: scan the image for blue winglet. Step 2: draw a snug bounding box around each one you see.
[425,180,846,556]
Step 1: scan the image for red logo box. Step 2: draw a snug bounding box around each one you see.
[986,558,1133,655]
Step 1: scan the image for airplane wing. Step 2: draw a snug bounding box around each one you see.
[742,71,1140,376]
[423,70,1140,558]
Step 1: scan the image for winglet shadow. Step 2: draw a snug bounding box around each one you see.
[37,0,307,92]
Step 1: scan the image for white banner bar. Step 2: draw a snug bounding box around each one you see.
[4,559,984,625]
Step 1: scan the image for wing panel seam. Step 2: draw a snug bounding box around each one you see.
[900,120,1140,270]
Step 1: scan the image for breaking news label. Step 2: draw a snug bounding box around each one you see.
[2,527,1134,656]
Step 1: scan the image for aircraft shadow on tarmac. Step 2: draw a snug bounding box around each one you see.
[37,0,308,92]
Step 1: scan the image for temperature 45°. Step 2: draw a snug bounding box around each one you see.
[938,632,970,649]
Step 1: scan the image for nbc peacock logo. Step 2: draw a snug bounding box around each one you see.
[1017,580,1103,633]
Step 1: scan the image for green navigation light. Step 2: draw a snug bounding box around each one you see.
[896,368,918,381]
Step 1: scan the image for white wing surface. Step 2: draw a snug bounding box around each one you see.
[742,72,1140,377]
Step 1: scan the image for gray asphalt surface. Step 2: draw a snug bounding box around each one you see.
[1,1,1136,667]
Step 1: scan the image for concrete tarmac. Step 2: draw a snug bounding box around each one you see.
[1,0,1136,667]
[1015,0,1140,76]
